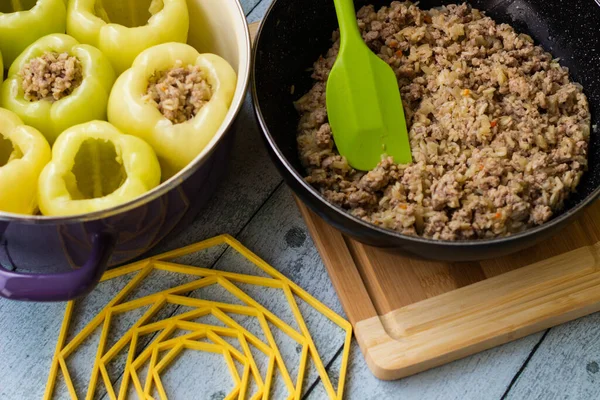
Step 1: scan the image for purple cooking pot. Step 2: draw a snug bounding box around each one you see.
[0,0,252,302]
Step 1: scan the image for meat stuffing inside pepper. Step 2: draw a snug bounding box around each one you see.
[144,61,213,124]
[20,52,83,102]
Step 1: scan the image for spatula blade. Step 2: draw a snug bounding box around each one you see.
[326,46,412,171]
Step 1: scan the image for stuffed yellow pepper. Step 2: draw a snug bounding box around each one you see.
[67,0,189,74]
[0,107,51,215]
[0,0,67,68]
[38,120,161,217]
[108,43,237,180]
[0,33,116,145]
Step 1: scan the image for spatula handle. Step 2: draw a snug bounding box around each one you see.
[333,0,363,47]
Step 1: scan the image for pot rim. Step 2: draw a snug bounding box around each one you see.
[0,0,252,225]
[251,0,600,248]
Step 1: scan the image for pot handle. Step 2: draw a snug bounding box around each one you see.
[0,232,116,302]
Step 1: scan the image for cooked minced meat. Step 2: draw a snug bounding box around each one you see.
[144,61,213,124]
[296,1,591,241]
[20,52,83,102]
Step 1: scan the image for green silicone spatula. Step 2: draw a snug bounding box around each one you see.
[326,0,412,171]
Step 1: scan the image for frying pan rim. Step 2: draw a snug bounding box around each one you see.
[251,0,600,247]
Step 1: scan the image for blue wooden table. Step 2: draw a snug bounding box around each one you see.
[1,2,599,399]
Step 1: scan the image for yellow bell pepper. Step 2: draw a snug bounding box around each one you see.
[107,43,237,179]
[38,120,161,217]
[0,33,116,145]
[0,0,67,68]
[67,0,189,74]
[0,107,51,215]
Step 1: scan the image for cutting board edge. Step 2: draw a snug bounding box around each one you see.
[354,270,600,380]
[355,298,600,380]
[294,198,600,380]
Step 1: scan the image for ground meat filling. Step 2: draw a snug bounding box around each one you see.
[144,61,213,124]
[20,52,83,102]
[296,1,592,241]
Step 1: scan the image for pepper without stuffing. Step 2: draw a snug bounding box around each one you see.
[67,0,190,74]
[0,0,239,217]
[0,107,51,215]
[38,120,161,217]
[0,0,67,68]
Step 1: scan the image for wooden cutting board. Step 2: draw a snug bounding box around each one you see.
[249,20,600,381]
[296,199,600,380]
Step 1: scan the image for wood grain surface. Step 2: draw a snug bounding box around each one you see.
[1,4,600,400]
[298,198,600,381]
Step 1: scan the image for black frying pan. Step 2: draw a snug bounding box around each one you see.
[252,0,600,261]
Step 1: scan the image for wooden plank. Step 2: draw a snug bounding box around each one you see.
[297,186,600,381]
[4,7,596,400]
[249,19,260,41]
[247,7,600,400]
[0,96,284,399]
[292,203,576,398]
[239,0,264,15]
[296,201,377,326]
[223,185,349,397]
[48,187,346,400]
[504,312,600,400]
[356,244,600,380]
[316,333,544,400]
[0,10,277,400]
[149,99,283,255]
[480,216,594,278]
[107,188,348,400]
[348,240,427,312]
[247,0,274,23]
[0,301,66,400]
